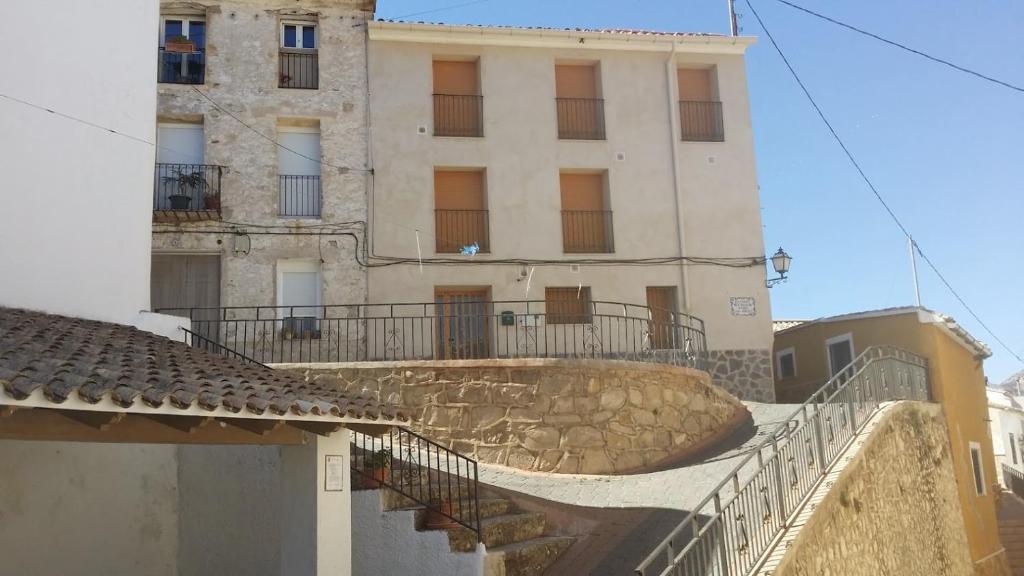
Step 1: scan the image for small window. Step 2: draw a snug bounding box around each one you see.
[1011,434,1018,465]
[825,333,854,378]
[546,287,592,324]
[282,23,317,49]
[776,347,796,380]
[970,442,986,496]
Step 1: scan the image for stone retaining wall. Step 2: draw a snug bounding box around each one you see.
[283,359,747,475]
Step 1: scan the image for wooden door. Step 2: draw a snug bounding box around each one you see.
[646,287,678,350]
[435,288,491,359]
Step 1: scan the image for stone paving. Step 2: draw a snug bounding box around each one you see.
[478,402,802,512]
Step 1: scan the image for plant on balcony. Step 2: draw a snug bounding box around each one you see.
[202,193,220,211]
[362,447,392,488]
[425,489,457,529]
[164,35,196,54]
[162,169,203,210]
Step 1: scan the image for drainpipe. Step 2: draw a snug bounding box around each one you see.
[363,15,375,302]
[665,42,691,312]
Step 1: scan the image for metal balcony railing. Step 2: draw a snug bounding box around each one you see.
[1004,464,1024,497]
[279,175,321,218]
[556,98,606,140]
[562,210,614,253]
[158,49,205,84]
[679,100,724,142]
[636,346,931,576]
[435,209,490,253]
[433,94,483,137]
[352,427,482,542]
[153,163,223,219]
[279,49,319,89]
[156,300,707,369]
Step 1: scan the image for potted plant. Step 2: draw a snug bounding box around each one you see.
[164,35,195,54]
[363,448,392,488]
[425,492,458,529]
[162,169,203,210]
[203,193,220,211]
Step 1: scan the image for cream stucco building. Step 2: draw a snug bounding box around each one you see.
[366,22,775,400]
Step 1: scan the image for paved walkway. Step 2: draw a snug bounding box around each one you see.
[479,402,803,512]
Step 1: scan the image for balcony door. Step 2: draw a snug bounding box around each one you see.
[278,126,322,217]
[155,124,204,210]
[435,287,491,360]
[151,254,220,338]
[646,287,678,350]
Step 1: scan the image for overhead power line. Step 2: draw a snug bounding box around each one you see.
[744,0,1024,365]
[0,92,155,147]
[385,0,496,21]
[767,0,1024,94]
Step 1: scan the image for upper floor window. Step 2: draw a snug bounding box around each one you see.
[555,63,605,140]
[433,59,483,137]
[825,333,854,378]
[677,67,723,142]
[159,16,205,84]
[560,172,614,254]
[278,123,322,218]
[970,442,986,496]
[434,169,489,254]
[153,122,222,219]
[279,22,318,89]
[776,347,796,380]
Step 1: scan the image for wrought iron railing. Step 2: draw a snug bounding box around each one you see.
[154,163,223,216]
[279,50,319,89]
[433,94,484,137]
[435,209,490,253]
[562,210,614,253]
[158,49,205,84]
[157,300,707,369]
[679,100,724,142]
[636,346,930,576]
[279,175,321,218]
[352,427,482,541]
[181,327,268,367]
[556,97,606,140]
[1004,463,1024,497]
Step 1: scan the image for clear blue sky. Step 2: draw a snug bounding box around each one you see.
[377,0,1024,382]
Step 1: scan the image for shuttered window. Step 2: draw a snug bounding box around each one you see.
[546,287,592,325]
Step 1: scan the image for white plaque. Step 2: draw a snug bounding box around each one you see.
[730,297,756,316]
[325,455,345,491]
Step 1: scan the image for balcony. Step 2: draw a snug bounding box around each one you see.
[435,209,490,253]
[158,49,205,85]
[679,100,724,142]
[433,94,483,137]
[279,49,319,89]
[556,98,606,140]
[561,210,614,253]
[153,163,222,222]
[280,175,321,218]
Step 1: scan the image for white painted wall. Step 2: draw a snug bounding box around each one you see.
[352,490,484,576]
[0,441,179,576]
[0,0,160,327]
[988,388,1024,485]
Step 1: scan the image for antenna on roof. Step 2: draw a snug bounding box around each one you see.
[909,236,922,307]
[727,0,739,36]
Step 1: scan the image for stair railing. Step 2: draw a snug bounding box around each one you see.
[1004,463,1024,498]
[635,346,930,576]
[351,426,482,542]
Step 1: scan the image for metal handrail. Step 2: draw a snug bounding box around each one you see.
[636,345,930,576]
[157,299,707,369]
[1004,463,1024,498]
[181,327,268,367]
[352,427,482,542]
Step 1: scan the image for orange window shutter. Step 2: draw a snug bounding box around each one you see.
[555,65,597,99]
[433,60,479,96]
[677,68,713,101]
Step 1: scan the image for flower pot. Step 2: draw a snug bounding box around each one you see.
[203,195,220,210]
[168,195,192,210]
[363,465,390,488]
[165,40,196,54]
[425,500,458,529]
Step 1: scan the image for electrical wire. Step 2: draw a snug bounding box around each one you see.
[384,0,496,21]
[1,92,154,148]
[766,0,1024,95]
[189,87,372,174]
[744,0,1024,365]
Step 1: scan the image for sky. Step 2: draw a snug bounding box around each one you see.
[376,0,1024,382]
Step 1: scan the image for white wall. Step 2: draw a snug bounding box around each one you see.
[0,0,159,326]
[0,441,179,576]
[352,491,483,576]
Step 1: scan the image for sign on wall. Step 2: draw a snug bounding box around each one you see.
[730,297,757,316]
[325,455,345,491]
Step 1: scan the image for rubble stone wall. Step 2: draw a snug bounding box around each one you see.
[286,359,748,475]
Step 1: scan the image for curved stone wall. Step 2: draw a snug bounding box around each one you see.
[284,359,748,475]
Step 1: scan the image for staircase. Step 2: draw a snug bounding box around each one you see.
[378,487,574,576]
[998,483,1024,575]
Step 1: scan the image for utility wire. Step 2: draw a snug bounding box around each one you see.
[745,0,1024,364]
[384,0,496,21]
[767,0,1024,95]
[1,92,156,148]
[189,87,371,173]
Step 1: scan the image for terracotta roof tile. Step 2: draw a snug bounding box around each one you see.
[0,308,407,423]
[376,19,724,38]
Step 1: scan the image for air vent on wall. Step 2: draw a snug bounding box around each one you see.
[569,264,581,273]
[417,125,428,135]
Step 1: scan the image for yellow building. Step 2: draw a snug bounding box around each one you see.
[773,307,1008,575]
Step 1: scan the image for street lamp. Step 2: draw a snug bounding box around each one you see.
[766,247,792,287]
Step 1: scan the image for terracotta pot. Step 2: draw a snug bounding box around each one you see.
[363,465,389,488]
[203,196,220,210]
[165,40,195,54]
[425,500,458,529]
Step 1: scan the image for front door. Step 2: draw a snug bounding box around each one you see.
[646,287,678,350]
[151,254,221,338]
[435,288,491,359]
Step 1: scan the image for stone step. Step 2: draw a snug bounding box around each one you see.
[486,536,576,576]
[447,512,547,553]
